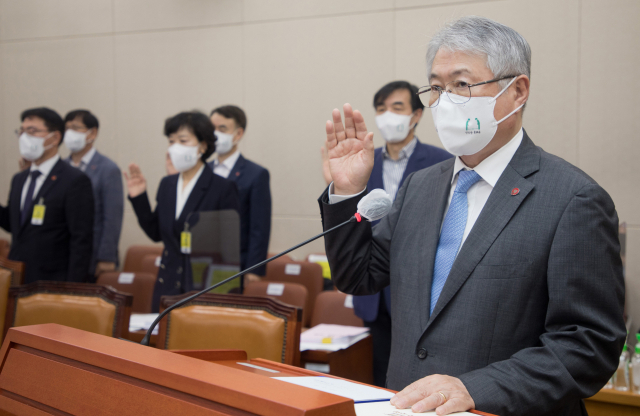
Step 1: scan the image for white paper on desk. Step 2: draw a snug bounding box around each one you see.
[301,324,369,344]
[300,332,369,351]
[355,401,476,416]
[129,313,159,335]
[273,376,394,403]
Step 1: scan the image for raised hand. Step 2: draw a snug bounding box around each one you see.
[123,163,147,198]
[320,145,332,186]
[325,103,375,195]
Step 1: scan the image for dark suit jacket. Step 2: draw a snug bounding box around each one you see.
[354,139,452,322]
[129,166,239,312]
[319,131,626,416]
[66,151,124,274]
[0,158,94,283]
[208,155,271,275]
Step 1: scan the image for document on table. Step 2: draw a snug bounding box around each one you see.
[355,401,477,415]
[272,376,394,403]
[129,313,159,335]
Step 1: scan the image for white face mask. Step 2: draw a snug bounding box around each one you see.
[64,129,91,153]
[19,132,54,161]
[431,76,524,156]
[214,131,236,155]
[375,111,415,143]
[168,143,200,173]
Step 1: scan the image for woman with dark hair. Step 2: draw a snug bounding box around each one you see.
[125,111,239,311]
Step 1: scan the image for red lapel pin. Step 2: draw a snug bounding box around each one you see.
[51,175,57,181]
[511,188,519,196]
[235,172,240,177]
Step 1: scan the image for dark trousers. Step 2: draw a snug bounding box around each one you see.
[364,294,392,388]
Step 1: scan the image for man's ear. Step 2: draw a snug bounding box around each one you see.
[412,108,424,126]
[87,128,98,142]
[513,75,530,108]
[235,127,245,142]
[51,131,62,147]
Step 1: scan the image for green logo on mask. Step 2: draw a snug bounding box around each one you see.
[466,118,480,131]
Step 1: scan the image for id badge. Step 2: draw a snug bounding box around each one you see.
[180,231,192,254]
[31,199,46,226]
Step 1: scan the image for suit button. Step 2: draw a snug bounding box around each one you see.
[176,281,181,289]
[417,348,427,359]
[158,278,164,284]
[160,264,165,269]
[177,267,183,274]
[164,250,168,256]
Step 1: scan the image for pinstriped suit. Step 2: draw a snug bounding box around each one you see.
[319,131,625,415]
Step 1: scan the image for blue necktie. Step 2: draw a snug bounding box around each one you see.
[21,170,41,225]
[430,170,481,315]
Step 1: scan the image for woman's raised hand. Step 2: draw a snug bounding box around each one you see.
[124,163,147,198]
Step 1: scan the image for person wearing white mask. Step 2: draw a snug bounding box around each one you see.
[328,81,452,388]
[207,105,271,287]
[0,107,94,284]
[63,110,123,279]
[318,16,624,416]
[125,111,239,312]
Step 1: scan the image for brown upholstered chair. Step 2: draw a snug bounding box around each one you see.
[263,260,323,327]
[311,291,364,327]
[4,282,132,340]
[123,245,163,273]
[97,271,157,313]
[243,281,309,327]
[157,292,301,365]
[140,253,160,277]
[0,257,25,286]
[0,239,10,259]
[0,269,12,344]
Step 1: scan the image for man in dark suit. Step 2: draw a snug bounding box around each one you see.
[64,109,123,279]
[207,105,271,284]
[0,107,94,283]
[319,16,625,416]
[356,81,452,387]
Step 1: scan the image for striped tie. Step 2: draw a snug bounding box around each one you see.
[430,170,481,315]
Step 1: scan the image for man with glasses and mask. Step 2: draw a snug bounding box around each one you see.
[340,81,452,388]
[318,16,625,416]
[0,107,94,283]
[63,109,123,279]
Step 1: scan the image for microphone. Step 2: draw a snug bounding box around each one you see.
[140,188,392,346]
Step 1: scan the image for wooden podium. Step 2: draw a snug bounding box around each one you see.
[0,324,495,415]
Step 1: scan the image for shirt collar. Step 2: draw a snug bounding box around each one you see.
[177,163,205,189]
[31,154,60,178]
[451,128,524,187]
[382,137,418,161]
[80,147,96,167]
[214,150,241,171]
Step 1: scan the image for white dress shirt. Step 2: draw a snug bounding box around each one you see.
[70,147,96,172]
[382,137,417,201]
[21,154,60,209]
[212,150,240,179]
[328,128,524,248]
[175,164,204,219]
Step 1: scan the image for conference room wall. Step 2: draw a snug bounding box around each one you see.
[0,0,638,334]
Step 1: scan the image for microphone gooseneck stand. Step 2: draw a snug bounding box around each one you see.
[140,214,360,346]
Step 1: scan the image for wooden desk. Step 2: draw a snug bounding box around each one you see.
[585,387,640,416]
[301,335,373,384]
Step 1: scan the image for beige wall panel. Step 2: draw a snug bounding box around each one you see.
[243,12,395,218]
[579,0,640,226]
[113,0,242,33]
[270,216,325,259]
[395,0,486,8]
[1,37,117,165]
[0,0,112,41]
[395,0,580,164]
[114,26,242,207]
[243,0,392,22]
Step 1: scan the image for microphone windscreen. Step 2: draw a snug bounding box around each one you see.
[357,189,393,222]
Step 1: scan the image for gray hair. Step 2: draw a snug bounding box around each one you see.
[426,16,531,87]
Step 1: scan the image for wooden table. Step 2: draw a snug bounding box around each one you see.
[585,387,640,415]
[300,335,374,384]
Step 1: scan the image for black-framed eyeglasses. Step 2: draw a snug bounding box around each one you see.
[417,75,517,108]
[14,127,49,137]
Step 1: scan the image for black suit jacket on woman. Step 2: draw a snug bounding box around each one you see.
[0,159,94,283]
[129,166,239,311]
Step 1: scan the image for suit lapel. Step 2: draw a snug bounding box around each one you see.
[368,150,384,190]
[12,170,29,236]
[416,160,455,330]
[228,154,245,183]
[19,160,65,232]
[400,140,426,187]
[425,134,540,328]
[176,167,213,228]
